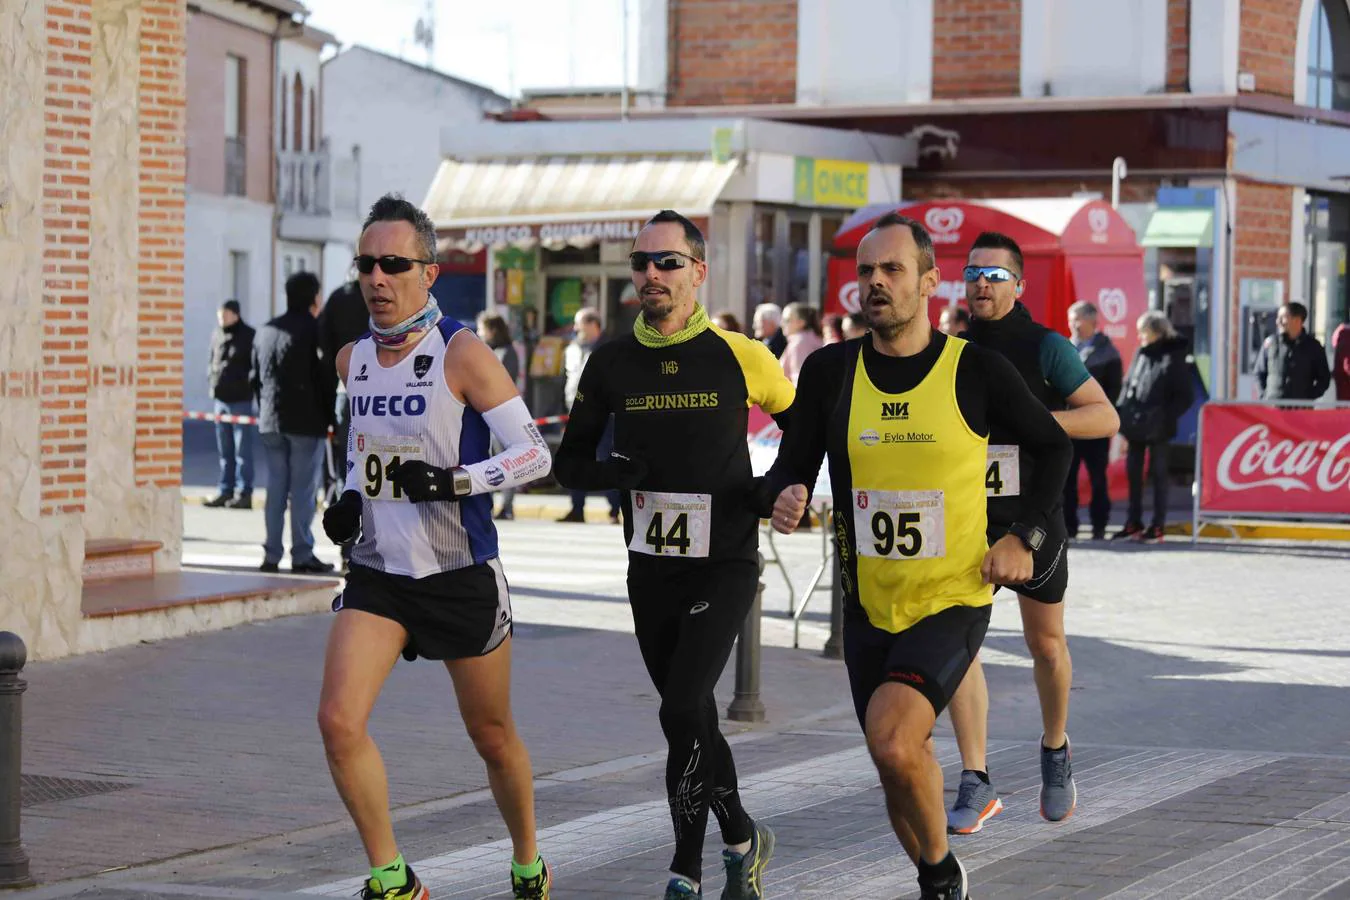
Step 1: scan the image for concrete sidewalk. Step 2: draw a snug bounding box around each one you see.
[14,528,1350,899]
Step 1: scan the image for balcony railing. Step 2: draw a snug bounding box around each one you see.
[278,148,359,218]
[224,136,246,196]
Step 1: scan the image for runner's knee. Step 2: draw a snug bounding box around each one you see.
[465,718,515,766]
[1025,629,1068,667]
[658,698,707,741]
[317,700,368,753]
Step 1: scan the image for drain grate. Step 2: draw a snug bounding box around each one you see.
[20,774,135,807]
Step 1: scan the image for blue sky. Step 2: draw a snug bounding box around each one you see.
[304,0,633,98]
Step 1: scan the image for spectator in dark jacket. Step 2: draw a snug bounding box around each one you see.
[1113,311,1194,544]
[317,278,369,504]
[250,272,335,574]
[1063,300,1123,540]
[1254,302,1331,400]
[206,300,256,508]
[1334,321,1350,402]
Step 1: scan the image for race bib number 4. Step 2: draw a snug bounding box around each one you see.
[986,445,1021,497]
[356,432,426,501]
[628,491,712,558]
[853,489,945,560]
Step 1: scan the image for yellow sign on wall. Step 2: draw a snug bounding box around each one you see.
[793,157,869,208]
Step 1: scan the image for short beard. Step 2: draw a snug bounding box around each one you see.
[640,292,675,322]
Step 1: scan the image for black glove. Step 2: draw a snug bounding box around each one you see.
[604,452,647,490]
[323,490,363,544]
[386,459,460,503]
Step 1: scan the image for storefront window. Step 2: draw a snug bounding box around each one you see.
[1307,193,1350,353]
[788,220,810,307]
[819,215,843,310]
[752,211,776,308]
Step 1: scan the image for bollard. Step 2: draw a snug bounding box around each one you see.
[727,553,767,723]
[821,548,844,660]
[0,632,31,889]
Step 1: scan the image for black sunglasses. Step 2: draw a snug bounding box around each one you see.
[629,250,700,272]
[354,254,435,275]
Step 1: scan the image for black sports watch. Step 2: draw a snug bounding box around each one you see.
[1007,522,1047,552]
[451,466,473,498]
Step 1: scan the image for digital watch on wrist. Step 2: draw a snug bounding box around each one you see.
[1007,522,1047,552]
[451,467,473,498]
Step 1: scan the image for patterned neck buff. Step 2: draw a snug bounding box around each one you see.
[634,302,710,348]
[369,295,442,348]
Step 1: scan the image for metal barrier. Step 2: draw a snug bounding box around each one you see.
[0,632,31,888]
[788,505,844,655]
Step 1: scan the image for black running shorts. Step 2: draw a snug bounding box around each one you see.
[334,560,512,661]
[987,521,1069,605]
[844,603,991,724]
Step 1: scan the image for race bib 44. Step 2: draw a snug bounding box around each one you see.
[628,491,712,558]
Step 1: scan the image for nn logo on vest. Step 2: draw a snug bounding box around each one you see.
[881,402,910,421]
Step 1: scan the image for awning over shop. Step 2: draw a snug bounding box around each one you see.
[1140,208,1214,248]
[426,154,739,249]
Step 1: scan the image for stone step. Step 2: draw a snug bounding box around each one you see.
[82,538,165,584]
[80,568,340,619]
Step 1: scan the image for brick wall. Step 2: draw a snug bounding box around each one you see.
[42,0,93,516]
[667,0,796,106]
[137,0,187,488]
[1239,0,1301,99]
[932,0,1022,99]
[1166,0,1190,91]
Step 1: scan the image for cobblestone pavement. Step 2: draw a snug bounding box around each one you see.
[12,506,1350,899]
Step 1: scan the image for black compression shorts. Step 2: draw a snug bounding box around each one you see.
[844,604,991,723]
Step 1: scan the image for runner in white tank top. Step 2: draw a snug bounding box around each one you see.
[316,196,555,900]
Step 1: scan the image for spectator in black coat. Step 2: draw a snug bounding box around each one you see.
[1254,302,1331,400]
[317,278,369,504]
[1063,300,1123,540]
[250,272,335,574]
[1113,311,1194,544]
[206,300,256,508]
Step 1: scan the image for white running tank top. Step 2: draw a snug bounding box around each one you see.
[346,318,498,577]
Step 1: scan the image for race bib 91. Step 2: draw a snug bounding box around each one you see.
[356,433,426,501]
[985,445,1021,497]
[627,491,712,558]
[852,489,945,560]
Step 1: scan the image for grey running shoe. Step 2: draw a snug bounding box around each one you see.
[918,853,970,900]
[947,769,1004,834]
[1040,736,1077,821]
[663,877,702,899]
[721,820,775,899]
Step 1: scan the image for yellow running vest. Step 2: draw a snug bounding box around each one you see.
[845,338,992,633]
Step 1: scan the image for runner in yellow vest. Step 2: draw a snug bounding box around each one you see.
[765,213,1071,900]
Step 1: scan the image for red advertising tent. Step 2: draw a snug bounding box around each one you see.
[826,198,1149,367]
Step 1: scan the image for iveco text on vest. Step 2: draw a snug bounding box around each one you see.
[352,395,428,417]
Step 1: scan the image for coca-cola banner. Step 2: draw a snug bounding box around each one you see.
[1199,404,1350,517]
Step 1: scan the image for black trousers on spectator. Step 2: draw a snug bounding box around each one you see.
[1063,438,1111,536]
[1125,440,1170,528]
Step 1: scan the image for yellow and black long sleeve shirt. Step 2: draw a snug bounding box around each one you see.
[554,324,795,562]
